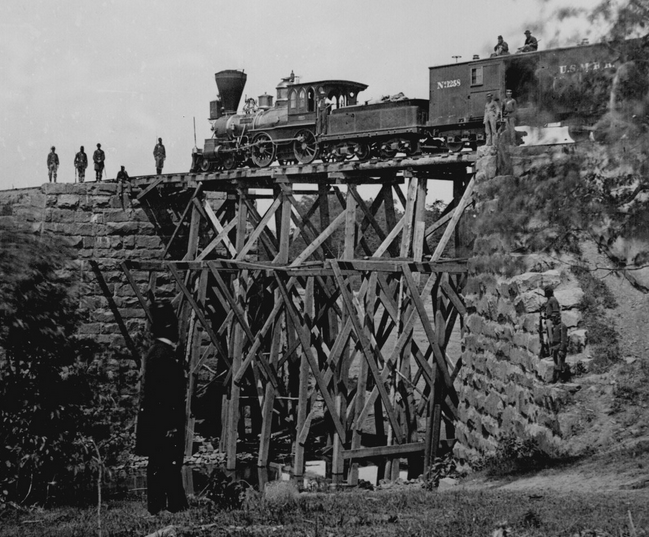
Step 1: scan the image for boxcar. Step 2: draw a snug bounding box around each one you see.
[428,40,636,149]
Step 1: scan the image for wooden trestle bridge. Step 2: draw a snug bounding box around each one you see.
[119,152,476,485]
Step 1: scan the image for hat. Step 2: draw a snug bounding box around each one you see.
[486,92,493,97]
[525,30,531,34]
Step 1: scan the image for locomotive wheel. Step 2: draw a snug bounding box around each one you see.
[293,129,318,164]
[222,153,236,170]
[355,143,371,161]
[446,141,464,153]
[251,133,276,168]
[404,138,420,156]
[380,140,398,158]
[200,158,212,172]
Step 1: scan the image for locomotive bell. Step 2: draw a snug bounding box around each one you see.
[214,69,247,115]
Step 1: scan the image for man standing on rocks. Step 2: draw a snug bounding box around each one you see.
[483,93,501,146]
[153,138,166,175]
[502,89,517,145]
[543,286,569,382]
[74,146,88,183]
[47,146,59,183]
[549,316,569,383]
[135,301,188,515]
[93,143,105,182]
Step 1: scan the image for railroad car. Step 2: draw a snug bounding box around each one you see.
[428,38,646,150]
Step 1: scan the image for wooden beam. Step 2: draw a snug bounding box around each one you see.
[136,177,163,200]
[120,261,153,323]
[273,273,346,441]
[289,210,346,266]
[166,263,231,369]
[89,260,140,367]
[331,261,404,443]
[343,442,425,460]
[431,175,475,261]
[400,265,457,404]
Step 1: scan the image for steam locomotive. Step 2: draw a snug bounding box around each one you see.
[190,69,429,171]
[190,39,643,171]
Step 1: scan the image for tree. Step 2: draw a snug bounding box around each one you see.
[0,227,132,505]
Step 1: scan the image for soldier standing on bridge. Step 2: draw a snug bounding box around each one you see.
[93,143,105,182]
[154,138,166,175]
[116,165,131,208]
[47,146,59,183]
[483,93,501,146]
[74,146,88,183]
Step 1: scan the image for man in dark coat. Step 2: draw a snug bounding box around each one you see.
[47,146,59,183]
[549,316,569,383]
[521,30,538,52]
[153,138,166,175]
[135,301,188,515]
[493,35,509,56]
[93,143,105,182]
[74,146,88,183]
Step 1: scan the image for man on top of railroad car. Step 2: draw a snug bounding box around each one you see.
[493,35,510,56]
[520,30,538,52]
[483,93,501,146]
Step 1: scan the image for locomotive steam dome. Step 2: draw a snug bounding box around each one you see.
[214,69,247,115]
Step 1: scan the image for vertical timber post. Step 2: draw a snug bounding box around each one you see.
[226,188,248,471]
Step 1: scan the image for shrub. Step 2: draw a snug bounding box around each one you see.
[0,227,132,505]
[482,433,553,476]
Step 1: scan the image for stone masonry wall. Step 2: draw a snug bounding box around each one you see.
[454,147,591,461]
[0,182,166,362]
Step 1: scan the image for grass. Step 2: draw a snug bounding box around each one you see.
[1,486,648,536]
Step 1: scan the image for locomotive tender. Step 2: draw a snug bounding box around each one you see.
[191,39,638,171]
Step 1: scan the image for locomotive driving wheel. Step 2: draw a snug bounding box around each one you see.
[293,129,318,164]
[251,132,276,168]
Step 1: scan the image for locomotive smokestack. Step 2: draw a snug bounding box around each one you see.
[214,69,247,115]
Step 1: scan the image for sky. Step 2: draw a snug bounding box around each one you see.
[0,0,612,194]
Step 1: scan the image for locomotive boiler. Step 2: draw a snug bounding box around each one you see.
[190,69,431,171]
